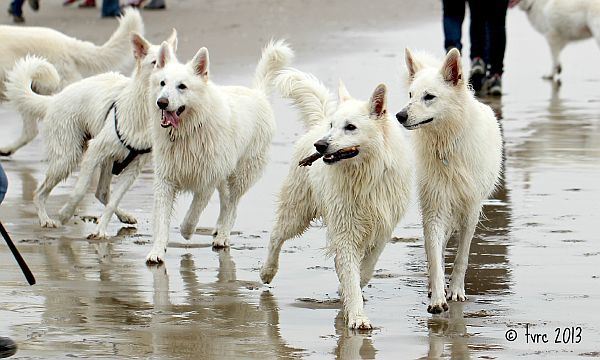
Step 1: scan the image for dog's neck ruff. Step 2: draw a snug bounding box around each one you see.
[110,103,152,175]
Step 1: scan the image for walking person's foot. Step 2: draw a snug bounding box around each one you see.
[484,74,503,96]
[126,0,144,8]
[27,0,39,11]
[144,0,165,10]
[63,0,79,6]
[79,0,96,8]
[469,57,486,93]
[7,8,25,23]
[0,337,17,358]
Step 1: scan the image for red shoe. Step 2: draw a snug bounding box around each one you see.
[63,0,78,6]
[78,0,96,8]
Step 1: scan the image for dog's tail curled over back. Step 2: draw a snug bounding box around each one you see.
[253,39,294,96]
[274,68,333,129]
[5,55,60,121]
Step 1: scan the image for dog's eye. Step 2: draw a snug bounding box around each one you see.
[345,124,357,131]
[160,80,166,87]
[423,93,436,101]
[178,84,187,90]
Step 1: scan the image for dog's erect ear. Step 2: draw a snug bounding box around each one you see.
[338,80,352,103]
[405,48,422,81]
[156,41,172,69]
[369,84,387,118]
[131,32,150,60]
[191,47,209,80]
[441,48,463,86]
[167,28,178,52]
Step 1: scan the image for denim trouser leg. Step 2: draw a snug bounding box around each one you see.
[10,0,26,17]
[442,0,466,52]
[0,163,8,205]
[101,0,121,16]
[486,0,508,75]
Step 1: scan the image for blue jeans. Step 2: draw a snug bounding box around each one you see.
[10,0,25,17]
[102,0,121,17]
[0,163,7,205]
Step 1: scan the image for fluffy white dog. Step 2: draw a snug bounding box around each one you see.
[0,8,143,156]
[4,31,176,231]
[145,40,293,264]
[517,0,600,80]
[397,48,503,314]
[260,68,412,329]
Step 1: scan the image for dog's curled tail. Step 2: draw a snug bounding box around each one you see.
[5,55,60,121]
[274,68,333,128]
[76,8,144,74]
[253,39,294,96]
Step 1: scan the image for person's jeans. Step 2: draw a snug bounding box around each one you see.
[442,0,466,52]
[10,0,26,17]
[102,0,121,16]
[0,163,8,205]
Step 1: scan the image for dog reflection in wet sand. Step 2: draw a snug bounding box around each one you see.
[260,68,412,329]
[397,48,502,314]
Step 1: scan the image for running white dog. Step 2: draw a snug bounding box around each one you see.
[4,31,176,232]
[0,8,143,156]
[260,68,412,329]
[517,0,600,80]
[145,40,293,264]
[397,48,502,314]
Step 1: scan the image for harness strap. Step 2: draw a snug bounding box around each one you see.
[110,103,152,175]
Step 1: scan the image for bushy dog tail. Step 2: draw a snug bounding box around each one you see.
[74,8,144,75]
[5,55,60,121]
[253,39,294,96]
[274,68,333,129]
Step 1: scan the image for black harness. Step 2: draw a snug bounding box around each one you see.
[109,103,152,175]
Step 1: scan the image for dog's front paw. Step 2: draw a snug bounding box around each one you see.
[348,313,372,330]
[145,246,166,265]
[116,211,137,225]
[447,282,467,302]
[260,265,278,284]
[0,148,13,157]
[40,218,61,228]
[58,207,75,225]
[427,297,449,314]
[87,231,110,240]
[180,223,194,240]
[212,234,230,248]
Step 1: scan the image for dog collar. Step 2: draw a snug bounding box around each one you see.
[110,102,152,175]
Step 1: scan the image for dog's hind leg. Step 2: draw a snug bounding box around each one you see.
[179,189,213,241]
[260,175,315,284]
[0,114,39,156]
[33,159,71,228]
[447,209,479,302]
[359,237,388,289]
[95,161,137,225]
[334,238,372,330]
[89,154,148,239]
[544,34,566,80]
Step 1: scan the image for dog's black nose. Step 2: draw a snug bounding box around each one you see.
[157,97,169,110]
[314,139,329,154]
[396,108,408,124]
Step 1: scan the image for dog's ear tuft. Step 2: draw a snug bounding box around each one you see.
[132,32,150,60]
[338,80,352,103]
[192,47,209,80]
[405,48,422,81]
[156,41,172,69]
[369,84,387,118]
[167,28,178,52]
[441,48,463,87]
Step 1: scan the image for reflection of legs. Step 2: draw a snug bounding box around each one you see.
[0,114,38,156]
[180,190,213,240]
[448,209,479,301]
[359,238,387,288]
[216,248,236,283]
[95,161,136,225]
[90,155,147,239]
[442,0,466,52]
[146,182,176,263]
[260,176,314,284]
[335,242,371,329]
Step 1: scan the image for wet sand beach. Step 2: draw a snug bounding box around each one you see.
[1,1,600,358]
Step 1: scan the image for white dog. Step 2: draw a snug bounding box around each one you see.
[0,8,143,156]
[4,31,176,232]
[260,68,412,329]
[517,0,600,80]
[145,40,294,264]
[397,48,502,314]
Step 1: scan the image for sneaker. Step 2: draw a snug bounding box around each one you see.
[484,74,502,96]
[0,337,17,358]
[144,0,166,10]
[27,0,39,11]
[79,0,96,8]
[469,57,486,93]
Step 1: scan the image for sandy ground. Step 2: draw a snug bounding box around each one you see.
[1,1,600,359]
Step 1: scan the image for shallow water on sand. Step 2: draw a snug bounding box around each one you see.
[1,2,600,359]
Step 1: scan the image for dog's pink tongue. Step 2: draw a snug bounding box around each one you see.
[162,111,180,128]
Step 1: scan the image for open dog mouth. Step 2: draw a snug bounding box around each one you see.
[160,106,186,128]
[298,146,360,167]
[404,118,433,130]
